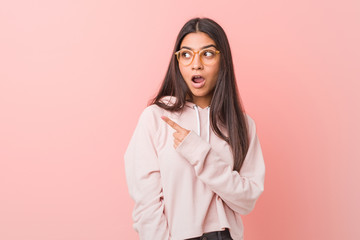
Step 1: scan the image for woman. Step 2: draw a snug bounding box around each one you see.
[124,17,265,240]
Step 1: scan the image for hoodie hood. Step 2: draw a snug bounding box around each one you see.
[159,96,211,143]
[158,95,198,109]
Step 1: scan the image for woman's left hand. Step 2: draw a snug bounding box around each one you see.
[161,116,190,149]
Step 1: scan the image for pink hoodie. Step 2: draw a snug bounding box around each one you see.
[124,96,265,240]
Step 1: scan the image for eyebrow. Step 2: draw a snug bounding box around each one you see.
[180,44,217,50]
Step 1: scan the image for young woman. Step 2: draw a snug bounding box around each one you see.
[124,17,265,240]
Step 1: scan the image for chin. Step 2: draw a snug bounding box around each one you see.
[192,93,210,99]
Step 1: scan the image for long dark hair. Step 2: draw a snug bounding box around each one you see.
[149,17,249,172]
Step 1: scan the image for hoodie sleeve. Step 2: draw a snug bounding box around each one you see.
[175,114,265,215]
[124,107,170,240]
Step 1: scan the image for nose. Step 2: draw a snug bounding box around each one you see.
[192,52,203,70]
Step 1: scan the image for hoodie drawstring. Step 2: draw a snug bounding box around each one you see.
[193,105,210,143]
[194,105,201,137]
[207,106,210,143]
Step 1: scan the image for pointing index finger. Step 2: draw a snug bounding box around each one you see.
[161,116,181,131]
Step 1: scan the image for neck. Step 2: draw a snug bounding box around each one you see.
[192,95,212,109]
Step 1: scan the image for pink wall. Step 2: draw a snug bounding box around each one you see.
[1,0,359,239]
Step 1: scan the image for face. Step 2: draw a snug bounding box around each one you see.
[178,32,220,108]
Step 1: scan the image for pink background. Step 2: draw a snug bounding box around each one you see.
[1,0,359,239]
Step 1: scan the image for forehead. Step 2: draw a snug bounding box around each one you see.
[180,32,216,49]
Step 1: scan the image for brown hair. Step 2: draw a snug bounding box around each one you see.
[149,17,249,172]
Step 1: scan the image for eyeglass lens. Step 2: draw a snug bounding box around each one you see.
[178,49,218,65]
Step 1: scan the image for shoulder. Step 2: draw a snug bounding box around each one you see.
[243,112,257,136]
[140,104,166,119]
[244,112,255,125]
[137,104,166,129]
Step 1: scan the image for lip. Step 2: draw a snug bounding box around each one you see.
[191,74,204,80]
[191,75,206,89]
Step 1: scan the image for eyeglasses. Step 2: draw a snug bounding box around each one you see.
[174,48,220,66]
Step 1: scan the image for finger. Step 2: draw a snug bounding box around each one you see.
[173,131,182,139]
[174,140,181,149]
[161,116,182,131]
[174,128,190,141]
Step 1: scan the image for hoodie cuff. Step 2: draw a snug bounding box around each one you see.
[176,130,211,166]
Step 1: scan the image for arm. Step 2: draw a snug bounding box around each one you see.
[124,107,170,240]
[175,115,265,215]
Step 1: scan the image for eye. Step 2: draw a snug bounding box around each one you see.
[180,50,193,59]
[202,50,216,58]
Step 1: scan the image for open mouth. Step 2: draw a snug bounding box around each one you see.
[191,75,206,88]
[192,75,205,83]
